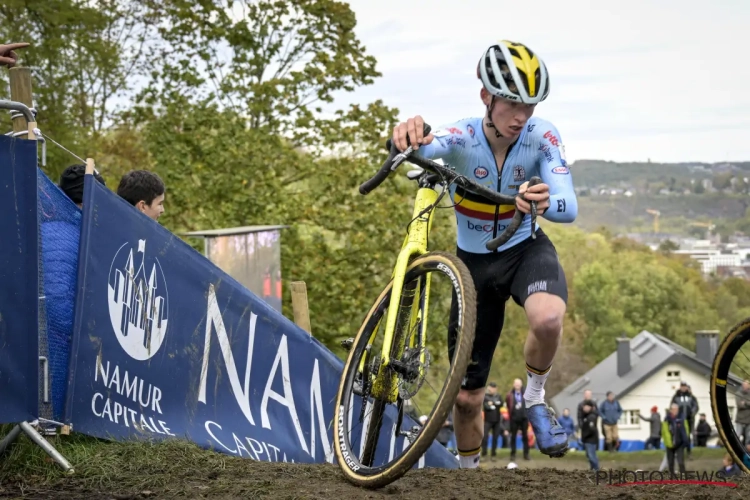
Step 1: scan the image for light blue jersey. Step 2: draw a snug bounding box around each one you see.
[414,116,578,254]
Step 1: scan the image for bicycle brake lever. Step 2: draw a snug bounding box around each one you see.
[391,145,414,171]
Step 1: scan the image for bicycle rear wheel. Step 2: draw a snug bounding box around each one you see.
[711,318,750,470]
[333,251,476,489]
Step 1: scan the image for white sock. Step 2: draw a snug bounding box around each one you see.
[524,363,551,406]
[458,448,481,468]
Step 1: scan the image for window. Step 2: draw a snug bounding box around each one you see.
[667,370,681,381]
[619,410,641,428]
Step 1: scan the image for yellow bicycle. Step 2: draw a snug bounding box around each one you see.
[332,124,540,488]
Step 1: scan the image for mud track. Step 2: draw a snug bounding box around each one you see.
[1,461,746,499]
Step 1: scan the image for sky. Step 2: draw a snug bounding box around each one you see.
[325,0,750,164]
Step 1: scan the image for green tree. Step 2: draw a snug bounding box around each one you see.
[658,239,679,254]
[0,0,158,181]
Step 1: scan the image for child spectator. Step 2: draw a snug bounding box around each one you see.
[719,453,742,477]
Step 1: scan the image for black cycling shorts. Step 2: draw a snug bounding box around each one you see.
[447,228,567,391]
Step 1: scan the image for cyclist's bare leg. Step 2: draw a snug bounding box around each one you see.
[452,388,484,468]
[523,292,565,403]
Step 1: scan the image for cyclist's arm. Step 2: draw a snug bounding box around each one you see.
[412,126,462,167]
[537,126,577,223]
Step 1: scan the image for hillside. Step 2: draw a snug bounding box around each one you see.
[567,160,750,236]
[570,159,750,190]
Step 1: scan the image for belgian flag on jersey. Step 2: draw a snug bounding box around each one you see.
[452,185,515,221]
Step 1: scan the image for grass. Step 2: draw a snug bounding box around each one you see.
[0,427,243,493]
[0,425,729,484]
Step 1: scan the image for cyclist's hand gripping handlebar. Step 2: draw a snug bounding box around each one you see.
[484,176,542,252]
[359,124,432,195]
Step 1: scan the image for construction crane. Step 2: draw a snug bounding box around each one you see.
[646,209,660,233]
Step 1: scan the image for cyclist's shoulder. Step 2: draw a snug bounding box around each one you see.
[432,117,483,146]
[522,116,563,147]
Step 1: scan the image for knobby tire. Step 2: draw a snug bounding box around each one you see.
[333,251,477,489]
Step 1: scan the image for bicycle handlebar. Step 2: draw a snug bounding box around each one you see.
[359,124,432,195]
[360,123,540,251]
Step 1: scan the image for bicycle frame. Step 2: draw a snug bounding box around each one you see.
[365,183,439,402]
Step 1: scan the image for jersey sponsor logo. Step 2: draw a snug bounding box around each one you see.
[527,124,535,132]
[445,136,466,148]
[539,144,553,163]
[544,130,560,147]
[474,166,489,179]
[552,166,570,174]
[467,220,510,233]
[467,124,475,138]
[433,128,450,138]
[446,127,463,135]
[513,165,525,181]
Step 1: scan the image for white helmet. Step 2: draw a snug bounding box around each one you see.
[477,40,550,104]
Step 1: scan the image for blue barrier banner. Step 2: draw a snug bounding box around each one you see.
[66,174,457,469]
[0,136,39,424]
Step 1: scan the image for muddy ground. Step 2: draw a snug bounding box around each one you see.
[0,461,745,500]
[0,434,744,499]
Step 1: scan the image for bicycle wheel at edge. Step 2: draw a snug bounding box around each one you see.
[333,251,477,489]
[711,317,750,471]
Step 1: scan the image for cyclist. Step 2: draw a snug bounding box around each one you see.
[391,40,578,468]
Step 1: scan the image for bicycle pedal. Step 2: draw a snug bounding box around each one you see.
[341,338,354,351]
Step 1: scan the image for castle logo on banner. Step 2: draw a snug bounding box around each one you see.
[107,239,169,361]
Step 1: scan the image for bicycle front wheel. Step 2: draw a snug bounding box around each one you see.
[711,318,750,470]
[333,251,476,489]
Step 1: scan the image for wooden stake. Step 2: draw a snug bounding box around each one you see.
[291,281,312,335]
[8,67,36,139]
[85,158,95,175]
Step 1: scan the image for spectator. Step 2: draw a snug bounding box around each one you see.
[506,378,530,462]
[695,413,711,447]
[58,164,106,208]
[639,406,662,450]
[558,408,577,451]
[116,170,166,222]
[482,382,504,460]
[671,381,699,457]
[735,380,750,445]
[0,42,29,68]
[599,391,623,452]
[580,400,599,471]
[662,402,689,476]
[719,453,742,477]
[577,389,599,431]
